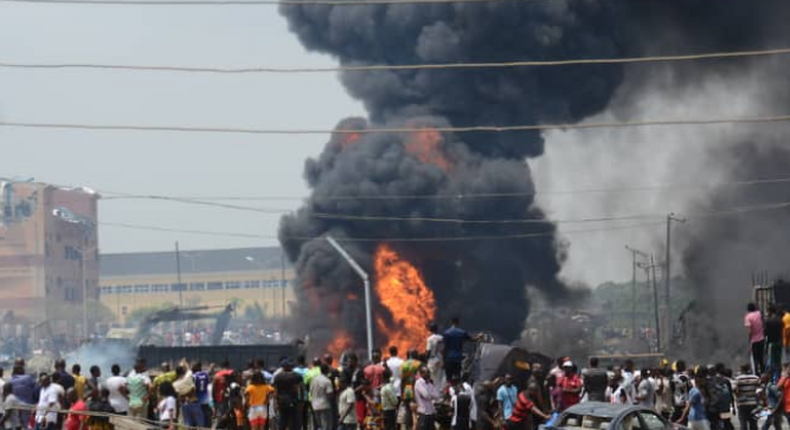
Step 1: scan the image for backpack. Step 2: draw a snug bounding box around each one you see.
[707,376,732,414]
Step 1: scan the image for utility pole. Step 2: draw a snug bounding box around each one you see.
[626,245,650,339]
[326,236,373,362]
[175,241,184,346]
[637,256,661,352]
[664,213,686,353]
[281,252,286,318]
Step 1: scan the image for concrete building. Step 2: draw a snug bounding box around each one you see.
[99,247,295,325]
[0,179,99,335]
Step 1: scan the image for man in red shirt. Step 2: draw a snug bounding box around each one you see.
[558,361,582,412]
[504,384,550,430]
[364,349,385,390]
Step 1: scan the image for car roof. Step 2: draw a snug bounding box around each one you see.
[562,402,646,418]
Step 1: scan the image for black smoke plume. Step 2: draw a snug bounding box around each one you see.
[278,0,790,351]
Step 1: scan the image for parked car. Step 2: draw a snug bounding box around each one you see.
[544,402,690,430]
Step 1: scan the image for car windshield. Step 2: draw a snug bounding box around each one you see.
[559,413,613,430]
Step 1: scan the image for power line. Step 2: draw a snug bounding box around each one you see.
[101,220,666,242]
[99,201,790,241]
[102,176,790,202]
[4,48,790,74]
[3,113,790,136]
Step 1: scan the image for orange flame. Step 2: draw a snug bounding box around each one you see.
[374,244,437,354]
[404,128,451,171]
[327,330,354,358]
[339,132,361,149]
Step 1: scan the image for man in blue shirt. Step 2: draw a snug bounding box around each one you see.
[442,317,481,383]
[192,362,212,426]
[497,375,518,420]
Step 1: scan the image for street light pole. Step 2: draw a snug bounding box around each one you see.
[326,236,373,362]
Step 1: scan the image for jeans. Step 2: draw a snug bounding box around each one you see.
[278,404,302,430]
[768,342,783,380]
[689,420,711,430]
[762,412,783,430]
[383,409,397,430]
[313,409,332,430]
[418,414,436,430]
[739,405,758,430]
[183,401,206,427]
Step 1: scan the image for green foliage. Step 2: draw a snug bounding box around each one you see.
[125,302,175,326]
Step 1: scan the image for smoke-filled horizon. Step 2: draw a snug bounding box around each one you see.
[278,0,790,352]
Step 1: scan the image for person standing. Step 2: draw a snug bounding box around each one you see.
[761,372,783,430]
[64,389,87,430]
[677,374,709,430]
[426,324,444,392]
[105,364,129,415]
[10,364,35,427]
[71,365,87,402]
[581,358,608,403]
[766,306,784,381]
[497,375,518,421]
[34,374,59,430]
[400,350,423,430]
[380,368,398,430]
[0,384,23,430]
[192,361,212,426]
[746,303,766,375]
[448,376,474,430]
[126,359,151,420]
[442,318,480,383]
[558,362,582,412]
[54,360,75,394]
[414,367,441,430]
[337,377,357,430]
[157,382,177,430]
[386,347,404,400]
[635,371,656,410]
[783,308,790,358]
[245,372,275,430]
[672,361,692,423]
[475,380,498,430]
[274,360,305,430]
[364,350,385,391]
[310,365,335,430]
[735,364,760,430]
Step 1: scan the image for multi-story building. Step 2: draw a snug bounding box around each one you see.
[99,247,295,325]
[0,179,99,336]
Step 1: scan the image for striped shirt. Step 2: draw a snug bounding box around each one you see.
[736,374,760,406]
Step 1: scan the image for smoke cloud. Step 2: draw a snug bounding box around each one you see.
[278,0,790,352]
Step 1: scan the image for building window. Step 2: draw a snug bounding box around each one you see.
[151,284,169,293]
[117,285,132,294]
[171,283,187,292]
[64,246,82,260]
[100,286,113,295]
[225,281,241,290]
[207,282,223,291]
[133,284,150,294]
[189,282,206,291]
[243,280,261,289]
[65,288,76,301]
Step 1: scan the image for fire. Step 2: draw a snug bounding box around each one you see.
[374,244,437,354]
[327,330,354,358]
[339,132,361,149]
[404,128,451,171]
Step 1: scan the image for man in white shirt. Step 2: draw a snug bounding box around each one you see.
[386,346,404,397]
[309,365,334,430]
[426,324,444,392]
[35,374,60,430]
[415,367,441,430]
[105,364,129,414]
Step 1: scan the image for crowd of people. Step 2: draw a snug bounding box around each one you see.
[4,307,790,430]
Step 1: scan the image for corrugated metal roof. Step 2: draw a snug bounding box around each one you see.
[100,246,290,277]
